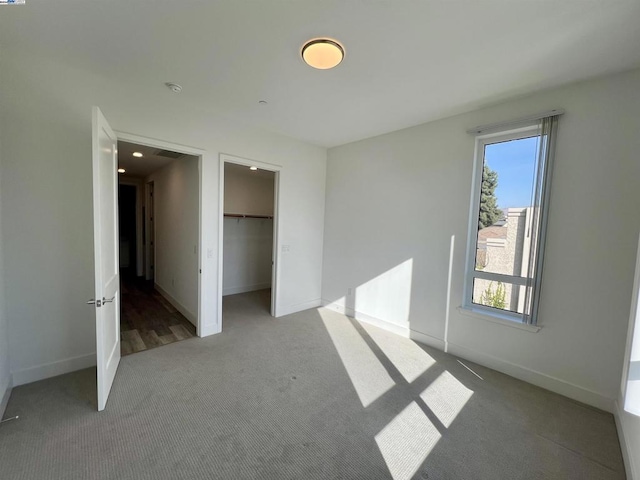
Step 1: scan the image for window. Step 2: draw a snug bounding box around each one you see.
[623,233,640,417]
[463,113,561,325]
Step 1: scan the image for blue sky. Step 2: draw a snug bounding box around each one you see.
[484,136,538,209]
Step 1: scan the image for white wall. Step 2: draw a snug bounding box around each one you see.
[322,68,640,414]
[146,157,199,324]
[223,218,273,296]
[223,164,275,296]
[0,50,326,385]
[224,164,275,217]
[0,138,12,418]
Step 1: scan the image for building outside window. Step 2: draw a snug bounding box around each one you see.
[464,112,562,325]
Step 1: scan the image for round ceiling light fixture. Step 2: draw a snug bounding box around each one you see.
[249,166,258,171]
[301,38,344,70]
[132,152,143,158]
[117,168,126,174]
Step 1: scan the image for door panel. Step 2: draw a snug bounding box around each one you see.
[92,106,121,411]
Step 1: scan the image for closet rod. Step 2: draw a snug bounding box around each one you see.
[224,213,273,219]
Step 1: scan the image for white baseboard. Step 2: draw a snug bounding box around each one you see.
[321,300,410,337]
[11,353,96,387]
[154,283,197,326]
[277,298,322,317]
[443,340,615,412]
[615,400,639,480]
[223,283,271,297]
[319,300,614,412]
[199,322,221,337]
[0,375,13,419]
[409,329,446,350]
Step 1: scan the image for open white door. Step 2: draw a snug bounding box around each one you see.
[90,106,121,411]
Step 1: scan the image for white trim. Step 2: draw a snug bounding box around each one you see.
[321,300,410,338]
[113,131,205,338]
[473,271,528,286]
[144,181,154,280]
[463,126,545,325]
[199,322,219,337]
[444,340,614,412]
[466,109,564,135]
[155,283,198,326]
[321,302,605,411]
[409,329,446,351]
[115,131,206,156]
[271,171,281,317]
[621,233,640,414]
[615,400,639,480]
[223,283,271,297]
[444,235,455,353]
[277,298,322,317]
[219,153,282,171]
[218,153,282,327]
[11,353,96,387]
[218,158,224,327]
[457,306,541,333]
[0,375,13,419]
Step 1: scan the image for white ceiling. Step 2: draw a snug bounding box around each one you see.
[225,162,276,181]
[118,141,195,179]
[1,1,639,147]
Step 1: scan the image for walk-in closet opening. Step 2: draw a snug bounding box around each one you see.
[222,161,277,320]
[117,141,200,356]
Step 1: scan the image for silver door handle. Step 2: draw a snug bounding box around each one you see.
[87,298,102,307]
[102,295,115,304]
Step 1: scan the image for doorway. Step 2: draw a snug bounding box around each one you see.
[219,154,281,329]
[117,141,200,355]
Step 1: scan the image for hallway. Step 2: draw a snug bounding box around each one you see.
[120,273,196,355]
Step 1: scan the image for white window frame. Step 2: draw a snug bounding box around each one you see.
[462,123,545,324]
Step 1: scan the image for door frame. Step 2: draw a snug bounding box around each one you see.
[116,131,206,336]
[117,178,144,277]
[218,153,282,325]
[144,181,154,281]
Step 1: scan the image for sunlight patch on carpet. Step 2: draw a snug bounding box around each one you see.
[375,401,441,480]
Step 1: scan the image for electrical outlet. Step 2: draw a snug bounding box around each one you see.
[207,248,213,259]
[282,245,291,253]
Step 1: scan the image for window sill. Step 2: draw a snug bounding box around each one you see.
[456,306,541,333]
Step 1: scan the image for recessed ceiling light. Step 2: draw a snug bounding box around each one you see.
[165,82,182,93]
[258,100,268,105]
[301,38,344,70]
[117,168,126,174]
[249,166,258,171]
[132,152,143,158]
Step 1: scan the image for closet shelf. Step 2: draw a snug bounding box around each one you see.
[224,213,273,219]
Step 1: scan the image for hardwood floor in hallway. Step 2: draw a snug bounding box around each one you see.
[120,273,196,356]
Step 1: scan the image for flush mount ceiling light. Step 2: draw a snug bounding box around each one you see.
[249,166,258,171]
[301,38,344,70]
[117,168,126,174]
[132,152,143,158]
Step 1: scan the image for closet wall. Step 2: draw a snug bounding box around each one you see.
[223,163,275,296]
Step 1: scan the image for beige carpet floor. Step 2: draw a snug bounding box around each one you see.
[0,289,625,479]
